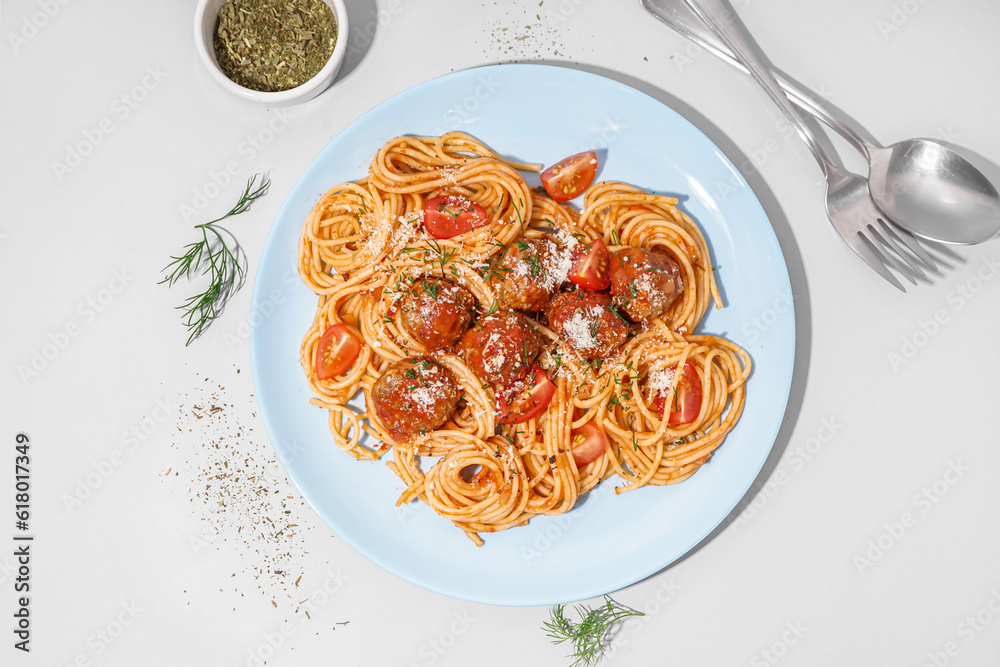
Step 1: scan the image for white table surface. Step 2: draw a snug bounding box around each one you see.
[4,1,1000,665]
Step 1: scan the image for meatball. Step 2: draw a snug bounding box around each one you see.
[458,309,543,387]
[399,278,475,350]
[370,358,461,442]
[609,247,684,321]
[548,290,629,358]
[498,238,570,310]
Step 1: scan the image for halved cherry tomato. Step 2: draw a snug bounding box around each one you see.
[422,195,488,239]
[654,361,703,425]
[497,367,556,425]
[315,324,364,380]
[540,151,598,202]
[570,421,607,467]
[568,237,612,290]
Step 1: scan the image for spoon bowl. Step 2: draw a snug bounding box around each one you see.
[869,139,1000,245]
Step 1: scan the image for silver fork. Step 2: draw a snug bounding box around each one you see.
[676,0,931,291]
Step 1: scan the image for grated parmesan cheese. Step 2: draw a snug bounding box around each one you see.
[646,366,676,400]
[387,213,422,253]
[559,307,604,351]
[410,385,446,409]
[508,238,574,292]
[481,331,506,374]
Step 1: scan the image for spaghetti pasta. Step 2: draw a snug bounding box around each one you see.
[298,132,750,545]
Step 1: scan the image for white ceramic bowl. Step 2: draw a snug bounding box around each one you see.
[194,0,348,105]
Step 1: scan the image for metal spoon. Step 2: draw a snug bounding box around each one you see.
[642,0,1000,246]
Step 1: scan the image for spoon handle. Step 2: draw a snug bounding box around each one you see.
[643,0,876,158]
[681,0,838,176]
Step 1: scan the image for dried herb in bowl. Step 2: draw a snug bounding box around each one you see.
[213,0,338,93]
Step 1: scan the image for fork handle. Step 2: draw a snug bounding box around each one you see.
[681,0,838,177]
[643,0,878,160]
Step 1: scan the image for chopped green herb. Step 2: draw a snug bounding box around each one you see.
[478,298,501,321]
[421,278,442,299]
[606,304,628,325]
[214,0,339,93]
[526,255,546,280]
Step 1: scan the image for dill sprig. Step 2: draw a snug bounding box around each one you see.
[477,297,502,322]
[526,254,546,280]
[160,174,270,345]
[544,595,644,666]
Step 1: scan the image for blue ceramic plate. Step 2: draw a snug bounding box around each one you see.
[250,64,794,606]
